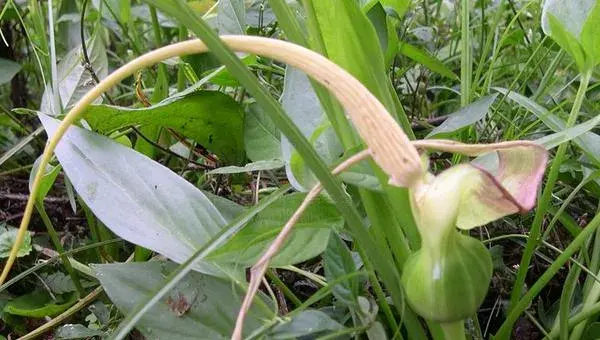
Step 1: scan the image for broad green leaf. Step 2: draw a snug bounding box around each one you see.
[267,310,345,339]
[0,225,31,258]
[399,42,459,80]
[0,58,21,85]
[494,87,600,164]
[55,324,105,339]
[83,91,245,164]
[29,156,61,201]
[207,159,284,174]
[426,94,498,138]
[217,0,246,34]
[4,291,77,318]
[324,232,360,306]
[542,0,600,70]
[39,115,235,277]
[41,35,108,115]
[244,103,281,162]
[208,193,343,266]
[93,262,273,339]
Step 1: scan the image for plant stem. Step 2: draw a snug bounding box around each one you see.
[460,0,471,106]
[496,209,600,339]
[34,201,85,297]
[509,69,592,314]
[441,321,466,340]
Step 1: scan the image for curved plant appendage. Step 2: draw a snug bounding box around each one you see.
[0,35,423,286]
[1,36,548,339]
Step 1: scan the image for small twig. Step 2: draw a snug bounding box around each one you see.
[0,193,69,203]
[231,149,371,340]
[131,127,214,169]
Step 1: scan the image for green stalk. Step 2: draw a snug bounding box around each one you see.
[569,211,600,340]
[584,227,600,295]
[509,69,593,313]
[495,210,600,339]
[441,321,466,340]
[34,202,85,297]
[177,25,189,91]
[460,0,471,106]
[554,256,582,340]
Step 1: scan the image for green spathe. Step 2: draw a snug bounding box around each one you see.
[401,232,492,322]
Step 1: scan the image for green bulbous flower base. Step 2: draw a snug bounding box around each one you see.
[401,232,493,323]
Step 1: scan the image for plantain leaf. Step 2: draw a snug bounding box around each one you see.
[82,91,245,164]
[94,261,273,339]
[39,115,238,278]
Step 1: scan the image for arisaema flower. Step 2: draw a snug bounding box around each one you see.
[401,140,548,322]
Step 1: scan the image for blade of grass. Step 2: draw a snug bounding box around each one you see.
[460,0,471,106]
[509,69,593,316]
